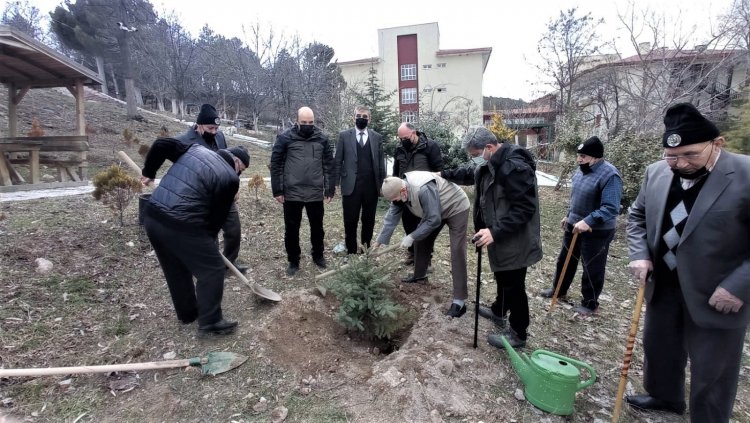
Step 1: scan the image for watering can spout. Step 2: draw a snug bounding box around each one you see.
[499,335,532,385]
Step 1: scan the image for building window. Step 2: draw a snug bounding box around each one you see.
[422,64,432,69]
[401,88,417,104]
[400,64,417,81]
[436,87,447,93]
[436,63,446,68]
[402,111,418,123]
[423,87,433,92]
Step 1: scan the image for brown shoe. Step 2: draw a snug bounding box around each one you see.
[402,252,414,266]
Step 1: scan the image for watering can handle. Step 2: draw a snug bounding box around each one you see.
[537,350,597,391]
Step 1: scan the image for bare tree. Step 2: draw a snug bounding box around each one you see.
[1,0,44,40]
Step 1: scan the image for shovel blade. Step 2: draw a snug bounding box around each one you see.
[251,283,282,302]
[193,352,248,376]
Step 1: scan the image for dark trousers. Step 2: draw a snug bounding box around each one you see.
[342,181,378,254]
[551,226,615,310]
[144,217,225,326]
[283,200,325,264]
[642,282,746,422]
[221,203,242,264]
[402,207,438,259]
[490,267,530,339]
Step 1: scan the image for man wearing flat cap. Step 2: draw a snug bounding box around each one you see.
[541,136,622,315]
[625,102,750,421]
[175,103,248,275]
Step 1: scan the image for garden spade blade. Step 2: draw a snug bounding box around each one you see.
[223,254,282,302]
[191,351,249,376]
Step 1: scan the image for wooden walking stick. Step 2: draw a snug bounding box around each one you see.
[549,231,580,312]
[611,285,646,423]
[473,246,482,348]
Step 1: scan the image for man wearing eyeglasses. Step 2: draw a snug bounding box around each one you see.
[176,103,248,276]
[625,102,750,421]
[333,106,386,255]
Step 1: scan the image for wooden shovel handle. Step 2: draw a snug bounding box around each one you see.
[549,231,579,311]
[0,358,196,377]
[117,150,142,175]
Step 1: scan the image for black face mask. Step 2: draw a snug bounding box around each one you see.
[355,118,368,130]
[400,138,413,150]
[579,163,592,174]
[298,124,315,138]
[672,166,709,180]
[202,131,217,149]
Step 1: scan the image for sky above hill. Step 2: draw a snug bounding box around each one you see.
[19,0,732,102]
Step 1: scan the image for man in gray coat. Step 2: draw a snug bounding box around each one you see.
[625,103,750,421]
[175,103,246,274]
[271,106,335,276]
[334,105,386,254]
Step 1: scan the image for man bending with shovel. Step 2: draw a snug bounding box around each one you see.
[373,172,470,317]
[140,138,249,336]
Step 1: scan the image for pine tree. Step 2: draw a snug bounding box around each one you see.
[721,89,750,154]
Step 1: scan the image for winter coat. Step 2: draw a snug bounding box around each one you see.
[393,131,443,177]
[270,125,334,202]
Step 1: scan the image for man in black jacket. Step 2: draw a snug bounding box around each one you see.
[175,103,247,275]
[141,138,248,336]
[393,122,443,267]
[270,106,335,276]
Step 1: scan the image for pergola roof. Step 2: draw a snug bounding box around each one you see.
[0,25,102,89]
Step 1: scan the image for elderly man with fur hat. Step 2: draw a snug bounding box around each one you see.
[540,136,622,315]
[625,103,750,421]
[140,138,249,336]
[372,172,470,318]
[175,103,249,275]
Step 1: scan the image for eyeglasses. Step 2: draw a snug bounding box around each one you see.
[662,142,712,163]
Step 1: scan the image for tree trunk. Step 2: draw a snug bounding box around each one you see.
[134,86,143,107]
[95,56,107,94]
[156,94,165,112]
[124,78,138,118]
[171,98,179,115]
[110,65,120,98]
[119,32,138,119]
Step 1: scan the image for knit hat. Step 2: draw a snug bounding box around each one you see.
[381,177,405,199]
[228,146,250,167]
[577,136,604,158]
[196,104,220,125]
[662,103,719,148]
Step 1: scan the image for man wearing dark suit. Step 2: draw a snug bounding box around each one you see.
[626,103,750,422]
[175,103,247,274]
[334,106,386,254]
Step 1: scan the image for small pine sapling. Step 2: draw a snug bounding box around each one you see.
[92,165,142,226]
[247,175,265,201]
[138,144,150,158]
[326,254,408,339]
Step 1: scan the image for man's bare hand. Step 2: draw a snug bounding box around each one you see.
[473,228,495,247]
[274,195,284,204]
[627,259,653,287]
[325,196,333,204]
[709,287,744,314]
[560,217,567,230]
[140,176,152,187]
[573,220,592,234]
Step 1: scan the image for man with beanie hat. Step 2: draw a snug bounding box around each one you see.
[139,138,245,336]
[175,103,248,276]
[625,102,750,421]
[540,135,622,315]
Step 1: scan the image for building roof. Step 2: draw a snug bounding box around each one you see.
[337,57,380,67]
[436,47,492,56]
[580,48,740,76]
[0,25,102,89]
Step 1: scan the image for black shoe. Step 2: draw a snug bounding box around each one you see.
[625,394,685,415]
[446,303,466,318]
[313,256,327,269]
[403,252,414,266]
[487,329,527,349]
[400,274,428,283]
[180,315,197,325]
[477,306,506,328]
[286,263,299,276]
[574,305,598,316]
[226,264,248,277]
[198,319,238,336]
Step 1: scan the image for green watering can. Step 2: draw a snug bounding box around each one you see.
[499,335,597,416]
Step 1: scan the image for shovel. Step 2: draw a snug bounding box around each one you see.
[0,352,248,377]
[117,150,281,303]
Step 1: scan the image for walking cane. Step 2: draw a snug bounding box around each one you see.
[611,285,646,423]
[549,231,580,312]
[473,246,482,348]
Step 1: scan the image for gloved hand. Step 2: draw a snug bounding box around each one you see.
[709,287,744,314]
[400,235,414,248]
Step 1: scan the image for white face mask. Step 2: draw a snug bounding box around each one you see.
[471,156,487,166]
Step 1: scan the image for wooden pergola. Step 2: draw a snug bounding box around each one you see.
[0,24,102,189]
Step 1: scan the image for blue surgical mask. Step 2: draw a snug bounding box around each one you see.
[471,156,486,166]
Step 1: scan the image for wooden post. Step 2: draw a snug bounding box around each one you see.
[8,82,17,137]
[74,80,88,180]
[29,149,40,184]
